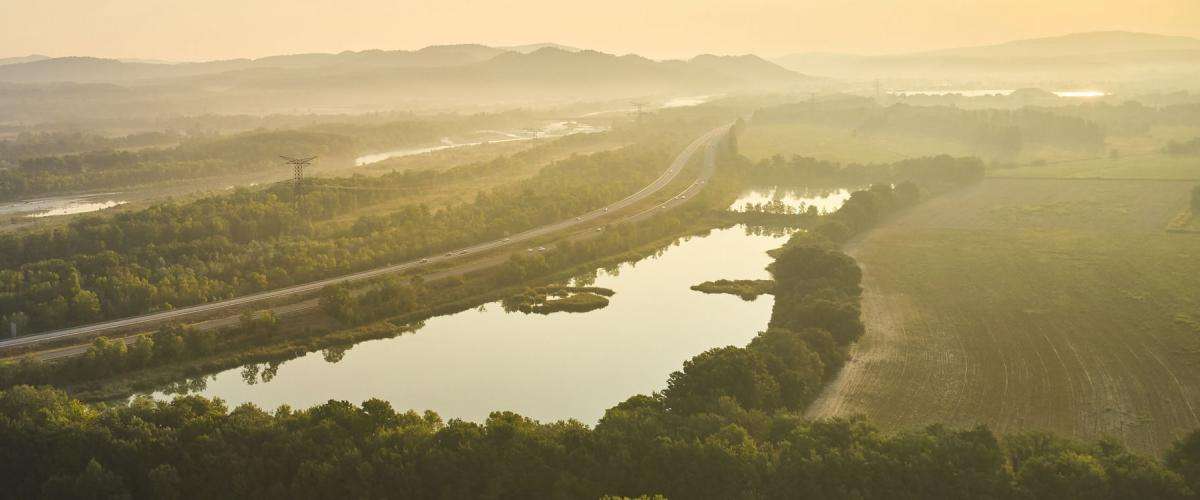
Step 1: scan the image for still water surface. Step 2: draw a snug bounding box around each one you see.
[150,188,851,422]
[354,121,606,166]
[729,187,855,214]
[0,194,128,218]
[152,225,789,423]
[889,89,1109,98]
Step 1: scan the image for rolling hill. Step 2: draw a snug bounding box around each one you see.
[0,45,811,120]
[0,44,510,84]
[775,31,1200,85]
[0,54,49,67]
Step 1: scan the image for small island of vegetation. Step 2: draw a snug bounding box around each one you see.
[691,279,776,300]
[502,285,615,314]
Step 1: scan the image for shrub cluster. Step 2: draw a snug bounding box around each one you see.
[0,313,279,387]
[2,182,1197,498]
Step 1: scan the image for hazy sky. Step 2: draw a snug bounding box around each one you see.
[3,0,1199,61]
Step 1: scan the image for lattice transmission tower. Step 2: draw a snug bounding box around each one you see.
[279,155,316,199]
[631,101,646,123]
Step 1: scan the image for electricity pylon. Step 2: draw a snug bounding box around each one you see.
[631,101,646,123]
[279,155,316,199]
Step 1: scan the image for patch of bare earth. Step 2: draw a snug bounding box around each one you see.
[806,178,1200,453]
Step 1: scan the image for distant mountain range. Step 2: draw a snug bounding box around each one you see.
[501,43,582,54]
[0,45,810,121]
[0,44,513,83]
[0,54,50,67]
[5,30,1193,122]
[774,31,1200,84]
[0,44,800,87]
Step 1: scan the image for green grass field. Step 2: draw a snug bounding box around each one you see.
[807,178,1200,453]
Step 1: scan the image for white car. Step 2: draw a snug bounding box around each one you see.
[575,216,582,221]
[537,246,546,251]
[603,207,609,212]
[420,258,429,263]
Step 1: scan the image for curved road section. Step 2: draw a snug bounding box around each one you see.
[0,124,730,351]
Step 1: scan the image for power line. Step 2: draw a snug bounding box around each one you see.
[279,155,316,199]
[631,101,646,123]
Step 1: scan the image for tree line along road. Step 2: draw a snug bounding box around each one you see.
[0,124,732,355]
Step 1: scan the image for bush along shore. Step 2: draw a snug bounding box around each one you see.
[0,140,747,401]
[502,285,615,314]
[7,178,1200,498]
[691,279,776,300]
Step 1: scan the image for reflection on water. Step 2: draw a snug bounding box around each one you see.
[354,121,607,166]
[1052,90,1108,98]
[0,194,128,218]
[148,225,790,423]
[579,95,719,117]
[32,200,127,217]
[660,95,715,108]
[889,89,1109,98]
[729,187,855,214]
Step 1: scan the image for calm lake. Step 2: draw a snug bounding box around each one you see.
[354,120,607,166]
[148,188,850,423]
[151,225,787,422]
[729,186,856,214]
[0,194,128,218]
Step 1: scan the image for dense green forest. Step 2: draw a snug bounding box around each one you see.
[3,183,1199,499]
[0,129,354,199]
[0,128,693,333]
[0,130,180,164]
[0,129,740,393]
[0,112,557,200]
[744,153,985,188]
[3,383,1197,499]
[0,169,727,391]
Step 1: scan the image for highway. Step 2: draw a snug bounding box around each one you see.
[0,124,731,354]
